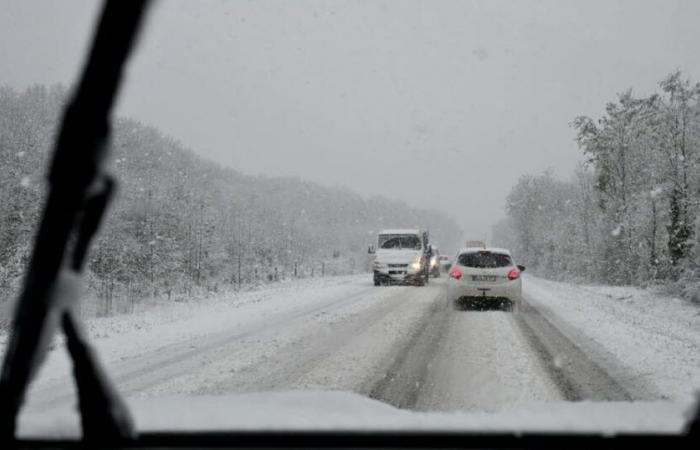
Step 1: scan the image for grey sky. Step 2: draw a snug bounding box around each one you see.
[2,0,700,240]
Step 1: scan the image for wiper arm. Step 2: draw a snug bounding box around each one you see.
[0,0,150,442]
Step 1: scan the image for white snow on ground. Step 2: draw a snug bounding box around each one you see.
[112,279,432,399]
[416,311,563,412]
[13,275,370,392]
[4,273,699,436]
[523,274,700,401]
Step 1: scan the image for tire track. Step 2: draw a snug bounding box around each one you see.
[26,283,381,409]
[369,283,655,412]
[366,291,448,409]
[514,296,653,401]
[194,285,421,394]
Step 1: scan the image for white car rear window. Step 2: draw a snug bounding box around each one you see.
[458,251,512,268]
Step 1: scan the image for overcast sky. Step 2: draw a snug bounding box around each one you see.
[2,0,700,239]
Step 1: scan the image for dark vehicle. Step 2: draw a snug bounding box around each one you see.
[429,246,441,278]
[438,255,452,272]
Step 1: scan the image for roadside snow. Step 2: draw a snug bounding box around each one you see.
[523,275,700,401]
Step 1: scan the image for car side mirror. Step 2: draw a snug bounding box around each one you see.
[517,264,526,272]
[368,245,375,254]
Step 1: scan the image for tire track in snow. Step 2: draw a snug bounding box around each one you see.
[369,281,646,412]
[192,285,424,394]
[406,298,563,413]
[25,282,380,409]
[367,290,448,409]
[514,295,651,401]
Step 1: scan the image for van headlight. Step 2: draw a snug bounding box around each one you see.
[408,257,422,273]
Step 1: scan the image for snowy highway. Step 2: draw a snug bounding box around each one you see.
[18,272,699,433]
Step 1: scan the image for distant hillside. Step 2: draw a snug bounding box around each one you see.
[0,85,462,318]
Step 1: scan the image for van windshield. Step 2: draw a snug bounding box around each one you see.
[379,235,422,250]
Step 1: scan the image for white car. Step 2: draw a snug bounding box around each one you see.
[446,247,524,311]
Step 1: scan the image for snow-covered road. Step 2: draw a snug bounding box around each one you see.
[15,273,700,434]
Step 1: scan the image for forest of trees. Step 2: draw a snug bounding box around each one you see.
[495,71,700,299]
[0,85,462,320]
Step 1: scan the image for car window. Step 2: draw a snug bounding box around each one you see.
[458,252,513,268]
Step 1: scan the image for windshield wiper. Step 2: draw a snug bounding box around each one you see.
[0,0,150,442]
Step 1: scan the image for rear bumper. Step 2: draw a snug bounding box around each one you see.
[447,280,521,301]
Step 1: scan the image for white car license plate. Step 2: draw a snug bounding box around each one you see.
[472,275,497,282]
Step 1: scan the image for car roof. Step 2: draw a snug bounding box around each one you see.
[458,247,512,255]
[378,229,421,235]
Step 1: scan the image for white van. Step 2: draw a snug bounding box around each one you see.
[368,229,430,286]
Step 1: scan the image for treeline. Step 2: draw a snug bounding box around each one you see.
[495,71,700,296]
[0,85,462,318]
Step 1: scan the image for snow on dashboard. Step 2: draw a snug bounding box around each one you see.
[17,390,692,438]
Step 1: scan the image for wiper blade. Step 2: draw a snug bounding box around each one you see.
[0,0,150,442]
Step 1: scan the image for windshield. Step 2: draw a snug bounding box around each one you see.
[1,0,698,438]
[379,235,422,250]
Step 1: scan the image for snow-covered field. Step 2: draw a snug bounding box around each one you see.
[7,273,698,436]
